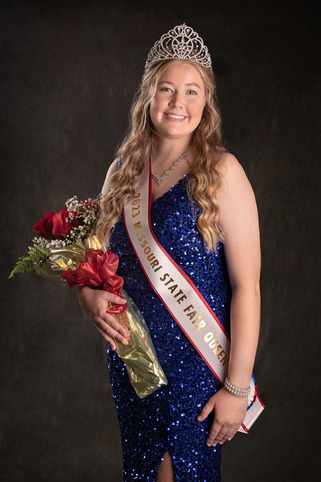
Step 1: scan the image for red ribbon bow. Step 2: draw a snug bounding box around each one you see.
[61,249,127,314]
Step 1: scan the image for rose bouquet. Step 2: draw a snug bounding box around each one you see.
[9,196,167,398]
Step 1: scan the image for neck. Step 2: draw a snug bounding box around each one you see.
[151,137,191,166]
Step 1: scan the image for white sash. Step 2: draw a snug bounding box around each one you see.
[123,161,264,433]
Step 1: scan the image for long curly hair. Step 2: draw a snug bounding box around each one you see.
[95,59,225,251]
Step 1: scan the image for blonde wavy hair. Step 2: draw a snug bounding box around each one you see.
[96,59,225,251]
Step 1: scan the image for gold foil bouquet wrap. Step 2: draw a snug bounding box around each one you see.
[42,237,168,398]
[9,197,167,399]
[111,290,168,398]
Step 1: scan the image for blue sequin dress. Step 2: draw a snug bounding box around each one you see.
[108,175,231,481]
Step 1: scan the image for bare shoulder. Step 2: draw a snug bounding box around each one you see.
[101,158,120,196]
[216,151,248,182]
[216,151,254,200]
[215,151,258,234]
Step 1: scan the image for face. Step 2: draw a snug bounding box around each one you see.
[149,61,206,142]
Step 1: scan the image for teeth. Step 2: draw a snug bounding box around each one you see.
[166,113,185,120]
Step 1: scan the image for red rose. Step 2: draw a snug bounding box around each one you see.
[33,212,54,239]
[33,209,74,239]
[51,209,74,238]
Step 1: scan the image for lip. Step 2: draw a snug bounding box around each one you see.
[164,112,188,121]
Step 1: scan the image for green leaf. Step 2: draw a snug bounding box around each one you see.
[8,246,51,279]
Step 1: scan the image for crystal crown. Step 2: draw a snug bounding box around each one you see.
[145,24,212,71]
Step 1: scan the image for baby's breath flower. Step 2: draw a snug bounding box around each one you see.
[29,195,100,255]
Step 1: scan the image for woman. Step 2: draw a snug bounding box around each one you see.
[79,24,261,481]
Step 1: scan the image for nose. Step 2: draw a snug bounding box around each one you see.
[169,91,183,108]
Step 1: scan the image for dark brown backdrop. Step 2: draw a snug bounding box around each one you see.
[1,0,320,481]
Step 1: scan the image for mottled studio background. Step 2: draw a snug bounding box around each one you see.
[1,0,320,481]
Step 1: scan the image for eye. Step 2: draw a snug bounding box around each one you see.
[187,90,197,95]
[160,87,172,93]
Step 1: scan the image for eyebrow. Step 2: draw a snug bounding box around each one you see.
[159,81,201,89]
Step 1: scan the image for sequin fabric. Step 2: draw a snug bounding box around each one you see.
[108,175,231,481]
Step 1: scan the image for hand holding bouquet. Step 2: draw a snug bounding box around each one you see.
[9,195,167,398]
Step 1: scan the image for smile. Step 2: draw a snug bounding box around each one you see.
[165,113,187,120]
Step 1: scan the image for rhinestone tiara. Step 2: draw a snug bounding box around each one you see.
[145,23,212,71]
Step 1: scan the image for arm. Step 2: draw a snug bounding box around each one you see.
[101,158,119,197]
[78,159,128,350]
[197,153,261,445]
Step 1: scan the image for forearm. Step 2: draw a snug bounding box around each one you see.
[227,283,260,388]
[199,283,259,443]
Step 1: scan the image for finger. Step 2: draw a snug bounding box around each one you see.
[105,292,127,306]
[197,399,215,421]
[212,427,230,446]
[206,420,221,446]
[99,313,129,341]
[225,430,237,441]
[96,326,118,350]
[212,423,239,446]
[210,420,241,446]
[207,414,231,446]
[106,315,130,342]
[99,318,129,345]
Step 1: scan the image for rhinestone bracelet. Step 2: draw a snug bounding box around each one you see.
[224,378,251,398]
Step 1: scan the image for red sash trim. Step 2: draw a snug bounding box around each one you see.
[122,157,264,433]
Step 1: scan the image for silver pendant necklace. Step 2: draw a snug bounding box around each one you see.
[151,151,187,186]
